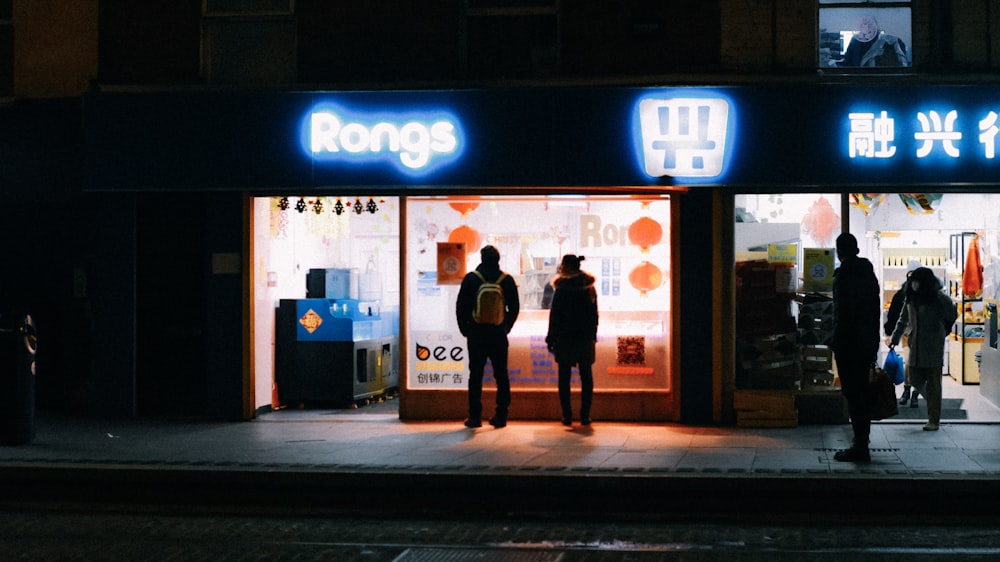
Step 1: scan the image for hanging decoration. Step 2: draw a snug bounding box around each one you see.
[311,198,324,214]
[295,197,307,213]
[898,193,942,215]
[627,216,663,253]
[849,193,885,217]
[448,200,480,218]
[353,198,364,214]
[801,195,839,247]
[629,261,663,296]
[448,225,482,253]
[333,198,345,215]
[963,233,984,299]
[277,196,290,211]
[366,197,379,214]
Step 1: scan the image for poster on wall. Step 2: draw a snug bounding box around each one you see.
[804,248,835,292]
[437,242,466,285]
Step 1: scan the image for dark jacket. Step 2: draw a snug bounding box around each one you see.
[884,280,908,336]
[831,255,881,359]
[455,263,520,338]
[545,271,599,361]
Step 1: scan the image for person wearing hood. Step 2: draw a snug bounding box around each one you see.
[889,267,957,431]
[885,259,922,407]
[831,233,881,462]
[545,254,599,426]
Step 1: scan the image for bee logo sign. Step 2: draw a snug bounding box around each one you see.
[302,102,463,176]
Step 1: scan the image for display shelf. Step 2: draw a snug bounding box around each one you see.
[949,232,982,384]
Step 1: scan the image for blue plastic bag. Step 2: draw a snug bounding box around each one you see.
[883,348,905,385]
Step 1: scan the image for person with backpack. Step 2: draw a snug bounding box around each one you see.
[456,245,520,429]
[888,267,958,431]
[545,254,599,426]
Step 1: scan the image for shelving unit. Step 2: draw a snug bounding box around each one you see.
[949,232,983,385]
[879,246,947,324]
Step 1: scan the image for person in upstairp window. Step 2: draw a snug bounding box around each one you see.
[888,267,958,432]
[838,15,910,67]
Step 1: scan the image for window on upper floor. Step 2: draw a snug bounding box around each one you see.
[818,1,912,70]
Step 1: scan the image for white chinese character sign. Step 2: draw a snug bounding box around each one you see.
[845,106,1000,163]
[636,95,732,181]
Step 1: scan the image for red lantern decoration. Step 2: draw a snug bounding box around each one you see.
[629,261,663,296]
[448,225,482,253]
[801,195,840,247]
[627,216,663,253]
[448,201,480,218]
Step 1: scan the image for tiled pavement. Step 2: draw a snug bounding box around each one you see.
[4,384,1000,521]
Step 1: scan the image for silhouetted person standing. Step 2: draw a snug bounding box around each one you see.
[456,245,519,428]
[545,255,599,426]
[831,233,881,462]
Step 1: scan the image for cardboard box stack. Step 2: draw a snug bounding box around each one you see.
[733,389,797,428]
[797,294,836,388]
[736,261,800,391]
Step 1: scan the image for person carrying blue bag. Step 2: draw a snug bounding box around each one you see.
[884,259,920,406]
[883,348,905,386]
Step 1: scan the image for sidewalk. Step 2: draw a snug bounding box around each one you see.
[4,399,1000,519]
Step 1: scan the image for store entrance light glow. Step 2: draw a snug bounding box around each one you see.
[301,102,463,175]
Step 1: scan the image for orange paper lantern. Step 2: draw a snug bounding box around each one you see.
[628,216,663,252]
[448,225,482,253]
[448,201,480,217]
[629,261,663,296]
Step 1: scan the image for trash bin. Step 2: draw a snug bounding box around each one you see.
[0,311,37,445]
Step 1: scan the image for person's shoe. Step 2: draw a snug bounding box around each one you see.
[923,422,939,431]
[463,418,482,428]
[833,446,871,463]
[899,386,911,405]
[488,416,507,428]
[580,417,592,426]
[910,393,919,408]
[561,418,572,426]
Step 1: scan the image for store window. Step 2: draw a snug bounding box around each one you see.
[734,193,842,397]
[252,196,400,411]
[819,1,912,69]
[405,195,671,395]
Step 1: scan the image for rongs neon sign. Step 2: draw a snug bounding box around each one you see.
[302,103,462,174]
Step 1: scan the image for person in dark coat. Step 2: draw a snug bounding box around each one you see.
[831,233,881,462]
[884,259,921,406]
[545,254,599,426]
[456,245,520,429]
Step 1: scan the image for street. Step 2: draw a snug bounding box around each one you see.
[5,499,1000,561]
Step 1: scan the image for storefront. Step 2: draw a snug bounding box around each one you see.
[81,82,1000,424]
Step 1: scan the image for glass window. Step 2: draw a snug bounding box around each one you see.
[405,195,671,393]
[734,194,842,392]
[818,2,912,69]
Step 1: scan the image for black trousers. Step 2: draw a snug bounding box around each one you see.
[836,350,873,447]
[466,335,511,420]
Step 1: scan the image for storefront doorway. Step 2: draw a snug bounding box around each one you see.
[733,192,1000,424]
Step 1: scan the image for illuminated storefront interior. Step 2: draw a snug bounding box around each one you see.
[250,194,675,421]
